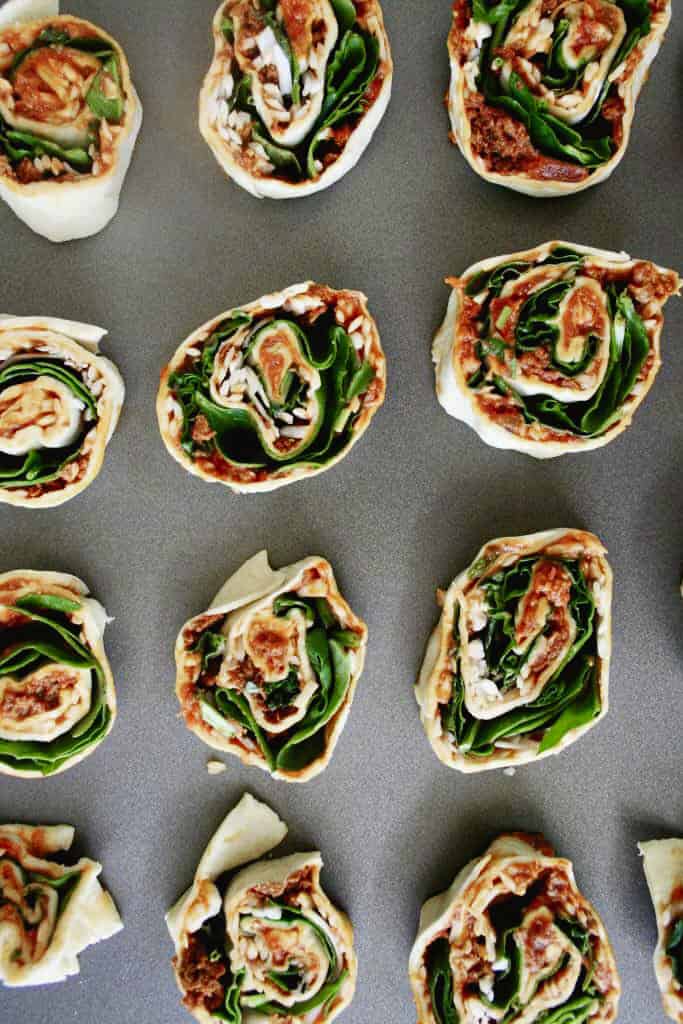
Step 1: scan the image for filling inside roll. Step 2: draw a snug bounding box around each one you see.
[0,587,110,775]
[206,0,387,184]
[0,350,101,499]
[667,899,683,990]
[175,863,349,1021]
[179,562,365,775]
[452,245,678,443]
[450,0,660,183]
[422,841,619,1023]
[0,17,127,185]
[0,829,82,971]
[166,286,381,484]
[437,536,606,762]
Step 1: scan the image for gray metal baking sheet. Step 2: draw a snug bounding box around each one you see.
[1,1,681,1022]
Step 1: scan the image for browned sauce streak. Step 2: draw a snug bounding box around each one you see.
[280,0,314,52]
[465,96,590,182]
[174,932,226,1013]
[569,0,621,59]
[561,282,606,341]
[0,670,75,721]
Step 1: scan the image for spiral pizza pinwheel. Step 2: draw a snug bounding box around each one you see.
[433,241,680,457]
[0,315,124,508]
[416,529,612,773]
[167,793,357,1024]
[199,0,392,198]
[0,569,115,778]
[0,0,142,241]
[639,839,683,1022]
[447,0,671,196]
[410,832,620,1024]
[0,822,122,987]
[176,550,367,782]
[158,282,385,492]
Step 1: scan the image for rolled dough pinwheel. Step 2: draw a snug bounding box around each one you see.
[175,550,367,782]
[199,0,392,198]
[416,528,612,772]
[0,822,122,987]
[0,315,124,508]
[157,282,385,492]
[167,793,357,1023]
[639,838,683,1022]
[433,241,680,457]
[410,833,621,1024]
[0,0,142,241]
[447,0,671,196]
[0,569,115,777]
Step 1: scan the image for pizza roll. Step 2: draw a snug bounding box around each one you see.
[433,241,680,457]
[447,0,671,195]
[639,839,683,1022]
[0,315,124,508]
[416,529,612,772]
[0,0,142,241]
[0,569,115,777]
[157,282,385,492]
[167,793,357,1023]
[175,550,367,782]
[410,832,620,1023]
[199,0,392,198]
[0,822,121,987]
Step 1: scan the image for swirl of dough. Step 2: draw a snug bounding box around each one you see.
[199,0,391,198]
[446,0,671,196]
[158,282,384,492]
[410,833,620,1024]
[0,0,142,241]
[416,529,612,772]
[0,569,116,777]
[175,551,367,782]
[0,822,121,988]
[433,241,680,457]
[0,315,124,508]
[167,794,357,1024]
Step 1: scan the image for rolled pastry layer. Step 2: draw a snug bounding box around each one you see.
[0,821,122,987]
[0,315,124,507]
[158,282,385,492]
[639,839,683,1022]
[0,0,142,241]
[447,0,671,196]
[199,0,392,198]
[167,793,357,1023]
[0,569,115,777]
[433,241,680,457]
[416,529,612,772]
[410,833,620,1024]
[176,551,367,782]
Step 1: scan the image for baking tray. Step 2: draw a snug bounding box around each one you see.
[1,2,681,1022]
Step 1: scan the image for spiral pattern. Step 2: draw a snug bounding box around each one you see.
[168,795,357,1024]
[0,317,123,507]
[416,529,612,772]
[410,834,621,1024]
[0,5,141,240]
[447,0,671,195]
[0,822,121,988]
[222,854,354,1021]
[176,551,367,782]
[158,282,385,492]
[199,0,392,197]
[0,570,116,777]
[433,242,680,457]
